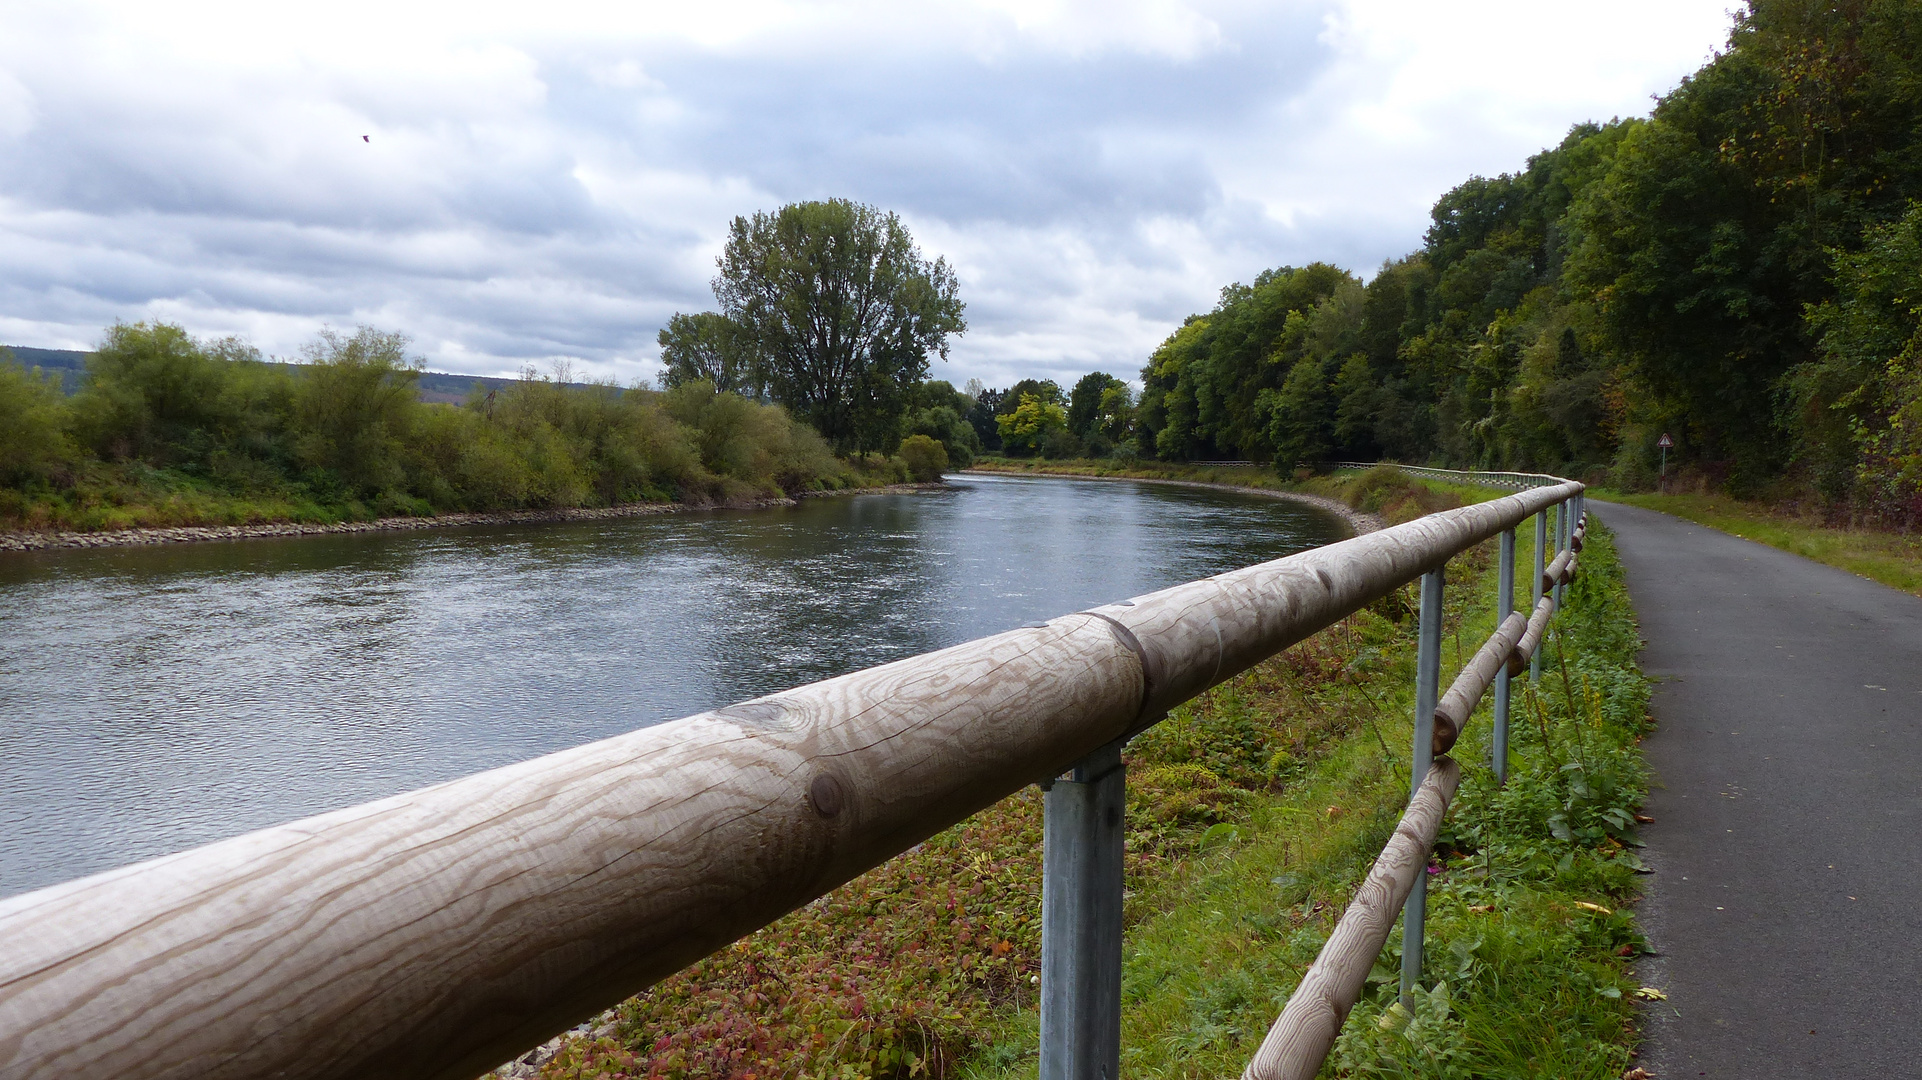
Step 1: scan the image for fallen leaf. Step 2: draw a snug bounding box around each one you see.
[1468,904,1496,914]
[1634,813,1655,824]
[1633,987,1667,1001]
[1622,1068,1651,1080]
[1574,901,1614,915]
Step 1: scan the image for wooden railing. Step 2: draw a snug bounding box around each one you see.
[0,469,1585,1080]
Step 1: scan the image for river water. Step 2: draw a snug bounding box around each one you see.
[0,473,1347,897]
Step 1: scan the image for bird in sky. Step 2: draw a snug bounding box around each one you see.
[361,135,370,142]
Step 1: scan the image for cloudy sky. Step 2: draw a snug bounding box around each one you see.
[0,0,1737,389]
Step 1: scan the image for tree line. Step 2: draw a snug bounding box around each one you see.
[1002,1,1922,526]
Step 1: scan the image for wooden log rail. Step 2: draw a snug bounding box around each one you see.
[1240,473,1589,1080]
[0,476,1580,1080]
[1240,759,1463,1080]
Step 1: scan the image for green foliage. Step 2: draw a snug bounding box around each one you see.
[1795,201,1922,521]
[0,323,881,530]
[657,311,760,397]
[898,434,950,482]
[0,354,73,484]
[705,198,968,454]
[995,393,1069,456]
[1116,2,1922,506]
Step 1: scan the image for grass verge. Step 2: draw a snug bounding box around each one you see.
[1593,490,1922,596]
[505,472,1654,1080]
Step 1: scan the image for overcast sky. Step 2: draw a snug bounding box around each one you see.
[0,0,1737,388]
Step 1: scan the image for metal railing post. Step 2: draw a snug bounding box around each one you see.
[1554,501,1569,610]
[1401,567,1445,1006]
[1493,529,1515,784]
[1040,738,1126,1080]
[1530,510,1546,683]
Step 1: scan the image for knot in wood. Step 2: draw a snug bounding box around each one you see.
[808,773,846,818]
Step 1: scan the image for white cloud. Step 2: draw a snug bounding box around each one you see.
[0,0,1737,387]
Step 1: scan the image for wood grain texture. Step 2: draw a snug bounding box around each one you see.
[1432,611,1528,753]
[1542,548,1574,592]
[0,616,1144,1080]
[1095,483,1583,719]
[0,481,1583,1080]
[1508,595,1557,677]
[1240,758,1463,1080]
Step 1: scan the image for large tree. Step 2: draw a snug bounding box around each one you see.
[656,311,760,398]
[710,199,966,453]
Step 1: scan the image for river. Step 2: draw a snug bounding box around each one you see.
[0,473,1348,897]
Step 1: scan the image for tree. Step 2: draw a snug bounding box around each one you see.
[290,327,422,496]
[712,199,966,453]
[658,312,759,397]
[1067,372,1125,439]
[0,354,72,483]
[996,393,1068,455]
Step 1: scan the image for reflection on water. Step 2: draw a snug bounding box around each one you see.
[0,474,1347,896]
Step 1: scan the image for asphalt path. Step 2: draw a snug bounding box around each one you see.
[1593,501,1922,1078]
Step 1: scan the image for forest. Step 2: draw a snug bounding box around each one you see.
[983,1,1922,524]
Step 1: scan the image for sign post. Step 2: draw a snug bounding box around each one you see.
[1657,432,1673,480]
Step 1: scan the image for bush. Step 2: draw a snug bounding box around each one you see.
[898,434,949,481]
[0,358,73,483]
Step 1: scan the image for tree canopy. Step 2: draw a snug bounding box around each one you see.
[701,199,967,454]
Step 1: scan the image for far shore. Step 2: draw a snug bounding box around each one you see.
[0,482,945,554]
[958,466,1382,536]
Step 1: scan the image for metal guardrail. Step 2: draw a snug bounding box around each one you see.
[1329,461,1572,491]
[0,467,1586,1080]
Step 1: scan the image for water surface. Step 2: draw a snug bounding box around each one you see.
[0,474,1347,896]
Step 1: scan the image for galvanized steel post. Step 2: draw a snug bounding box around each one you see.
[1493,528,1515,784]
[1040,738,1126,1080]
[1530,510,1546,683]
[1401,567,1445,1006]
[1549,503,1563,611]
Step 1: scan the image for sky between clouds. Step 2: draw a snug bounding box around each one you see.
[0,0,1738,389]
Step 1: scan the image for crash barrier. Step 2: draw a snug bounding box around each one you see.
[0,468,1584,1080]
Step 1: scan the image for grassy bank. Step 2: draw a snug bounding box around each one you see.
[506,471,1654,1080]
[1594,490,1922,596]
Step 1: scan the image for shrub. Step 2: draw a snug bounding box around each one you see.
[0,358,73,483]
[899,434,949,481]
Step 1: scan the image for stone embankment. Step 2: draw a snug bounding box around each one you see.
[0,484,941,553]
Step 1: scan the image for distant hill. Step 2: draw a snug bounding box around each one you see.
[1,345,593,403]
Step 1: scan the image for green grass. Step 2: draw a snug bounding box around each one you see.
[1593,490,1922,596]
[512,471,1654,1080]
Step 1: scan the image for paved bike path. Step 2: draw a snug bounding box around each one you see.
[1592,501,1922,1077]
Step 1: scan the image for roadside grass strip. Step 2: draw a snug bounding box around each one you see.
[1596,490,1922,596]
[508,474,1655,1080]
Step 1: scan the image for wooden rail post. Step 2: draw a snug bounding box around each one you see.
[1493,528,1516,784]
[1400,567,1445,1006]
[1039,737,1126,1080]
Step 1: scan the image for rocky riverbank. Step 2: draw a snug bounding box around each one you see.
[0,483,943,553]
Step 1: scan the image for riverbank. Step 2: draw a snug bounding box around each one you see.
[499,474,1655,1079]
[0,483,944,553]
[961,460,1383,536]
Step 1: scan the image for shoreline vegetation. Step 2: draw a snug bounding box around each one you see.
[0,483,943,554]
[0,323,972,549]
[491,468,1656,1080]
